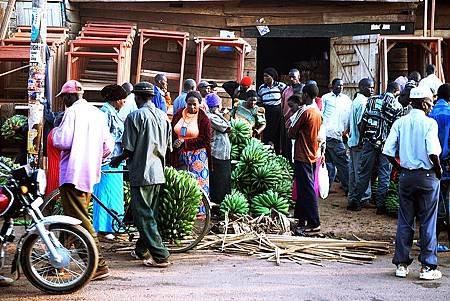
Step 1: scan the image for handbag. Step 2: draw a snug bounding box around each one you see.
[318,162,329,199]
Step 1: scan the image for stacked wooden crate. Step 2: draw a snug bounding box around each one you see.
[66,21,136,104]
[0,26,68,111]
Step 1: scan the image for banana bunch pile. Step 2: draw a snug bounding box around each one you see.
[1,115,27,141]
[386,180,399,216]
[228,134,293,217]
[230,119,252,161]
[252,190,290,216]
[157,167,203,242]
[220,190,249,217]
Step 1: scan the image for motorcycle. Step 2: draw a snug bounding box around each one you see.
[0,161,98,294]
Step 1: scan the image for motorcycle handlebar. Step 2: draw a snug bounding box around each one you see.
[0,161,12,172]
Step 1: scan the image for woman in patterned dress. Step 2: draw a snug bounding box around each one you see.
[171,91,212,198]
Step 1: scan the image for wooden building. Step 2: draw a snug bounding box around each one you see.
[65,0,426,98]
[5,0,450,102]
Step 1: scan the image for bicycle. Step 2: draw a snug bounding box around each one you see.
[41,169,211,253]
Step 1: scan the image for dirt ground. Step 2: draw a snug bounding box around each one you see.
[2,187,450,300]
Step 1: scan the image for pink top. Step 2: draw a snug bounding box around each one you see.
[174,110,199,140]
[52,99,114,193]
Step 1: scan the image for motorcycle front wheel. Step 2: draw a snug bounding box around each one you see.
[20,223,98,294]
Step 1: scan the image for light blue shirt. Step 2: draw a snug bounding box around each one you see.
[172,92,187,114]
[383,109,441,170]
[348,93,368,147]
[118,93,138,121]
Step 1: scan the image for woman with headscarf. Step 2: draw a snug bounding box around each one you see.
[257,67,287,153]
[231,90,266,138]
[171,91,212,198]
[92,84,127,240]
[205,93,232,205]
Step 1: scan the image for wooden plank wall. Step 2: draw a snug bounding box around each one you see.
[76,1,417,97]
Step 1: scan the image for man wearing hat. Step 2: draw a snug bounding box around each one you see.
[52,80,115,280]
[110,81,172,268]
[383,86,442,280]
[197,80,213,99]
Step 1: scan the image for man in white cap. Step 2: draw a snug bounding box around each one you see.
[383,86,442,280]
[52,80,114,280]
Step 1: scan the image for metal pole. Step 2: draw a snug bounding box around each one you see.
[27,0,47,167]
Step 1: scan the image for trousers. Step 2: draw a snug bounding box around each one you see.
[131,185,169,261]
[325,137,349,193]
[59,184,107,269]
[348,141,391,208]
[393,169,439,268]
[294,160,320,228]
[348,147,372,206]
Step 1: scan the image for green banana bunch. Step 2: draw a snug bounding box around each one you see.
[0,156,19,185]
[386,180,399,216]
[252,190,290,216]
[1,115,27,141]
[220,190,249,217]
[230,119,252,146]
[157,167,203,242]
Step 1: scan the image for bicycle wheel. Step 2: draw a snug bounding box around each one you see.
[42,189,64,216]
[165,187,211,253]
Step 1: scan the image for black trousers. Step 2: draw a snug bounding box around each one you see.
[294,160,320,228]
[210,157,231,204]
[262,104,282,154]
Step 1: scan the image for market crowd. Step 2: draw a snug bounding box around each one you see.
[2,63,447,286]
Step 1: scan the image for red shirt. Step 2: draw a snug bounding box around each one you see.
[288,108,322,163]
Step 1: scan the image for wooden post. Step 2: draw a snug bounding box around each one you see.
[179,37,187,94]
[423,0,428,37]
[27,0,47,167]
[0,0,16,39]
[431,0,436,37]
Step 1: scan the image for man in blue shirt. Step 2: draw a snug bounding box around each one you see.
[383,87,442,280]
[429,84,450,179]
[152,74,168,113]
[172,79,196,114]
[347,78,374,210]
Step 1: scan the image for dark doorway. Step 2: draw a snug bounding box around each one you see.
[256,37,330,95]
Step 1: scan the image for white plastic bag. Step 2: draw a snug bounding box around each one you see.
[318,163,329,199]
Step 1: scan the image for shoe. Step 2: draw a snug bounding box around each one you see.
[347,204,362,211]
[104,234,115,241]
[131,250,150,260]
[130,250,141,260]
[143,257,170,268]
[293,227,306,236]
[0,275,14,287]
[376,206,387,215]
[304,226,321,233]
[419,266,442,280]
[395,264,409,278]
[92,266,110,281]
